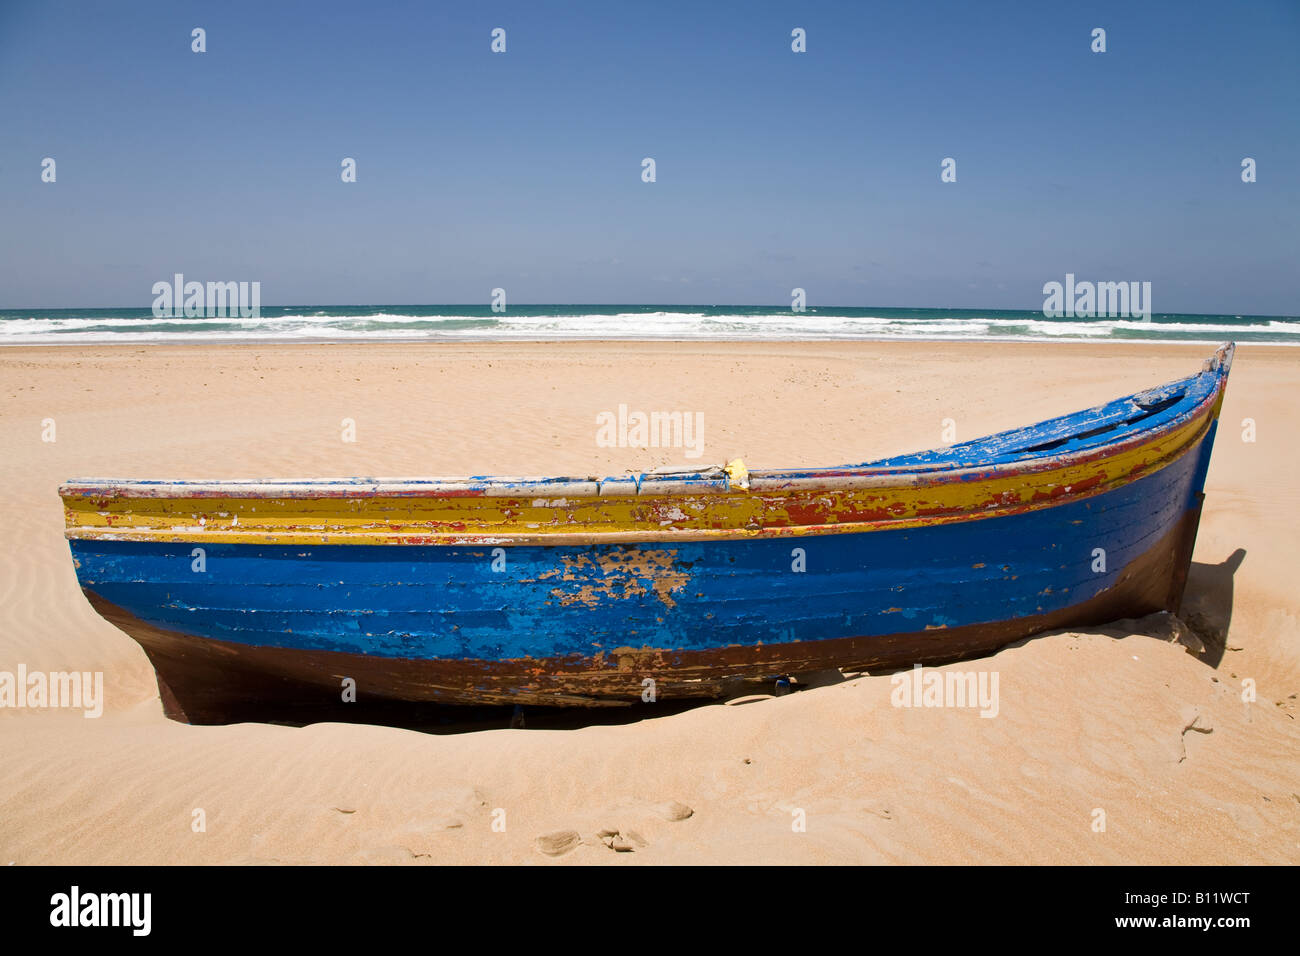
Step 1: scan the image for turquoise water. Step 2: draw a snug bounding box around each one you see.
[1,305,1296,345]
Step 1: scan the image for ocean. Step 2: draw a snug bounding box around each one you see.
[1,305,1296,345]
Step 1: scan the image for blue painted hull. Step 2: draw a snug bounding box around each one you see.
[72,429,1206,667]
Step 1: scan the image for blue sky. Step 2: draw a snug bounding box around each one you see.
[1,0,1296,312]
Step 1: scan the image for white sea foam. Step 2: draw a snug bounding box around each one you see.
[0,310,1294,345]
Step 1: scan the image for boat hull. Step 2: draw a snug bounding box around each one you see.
[68,426,1213,721]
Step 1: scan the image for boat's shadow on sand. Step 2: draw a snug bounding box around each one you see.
[1177,548,1247,668]
[1062,549,1245,668]
[248,697,724,735]
[206,549,1248,735]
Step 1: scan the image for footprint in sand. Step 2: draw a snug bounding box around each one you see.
[535,830,582,857]
[537,802,691,857]
[656,800,694,822]
[595,828,648,852]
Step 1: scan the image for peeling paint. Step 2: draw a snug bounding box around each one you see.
[546,547,690,609]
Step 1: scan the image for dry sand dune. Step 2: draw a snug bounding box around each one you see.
[1,341,1297,864]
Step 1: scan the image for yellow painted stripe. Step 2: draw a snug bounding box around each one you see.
[64,409,1213,545]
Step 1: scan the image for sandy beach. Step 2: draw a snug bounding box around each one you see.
[1,339,1297,865]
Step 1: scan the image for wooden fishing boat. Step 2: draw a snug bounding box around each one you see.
[62,343,1234,723]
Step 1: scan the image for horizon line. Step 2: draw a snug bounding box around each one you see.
[1,303,1296,320]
